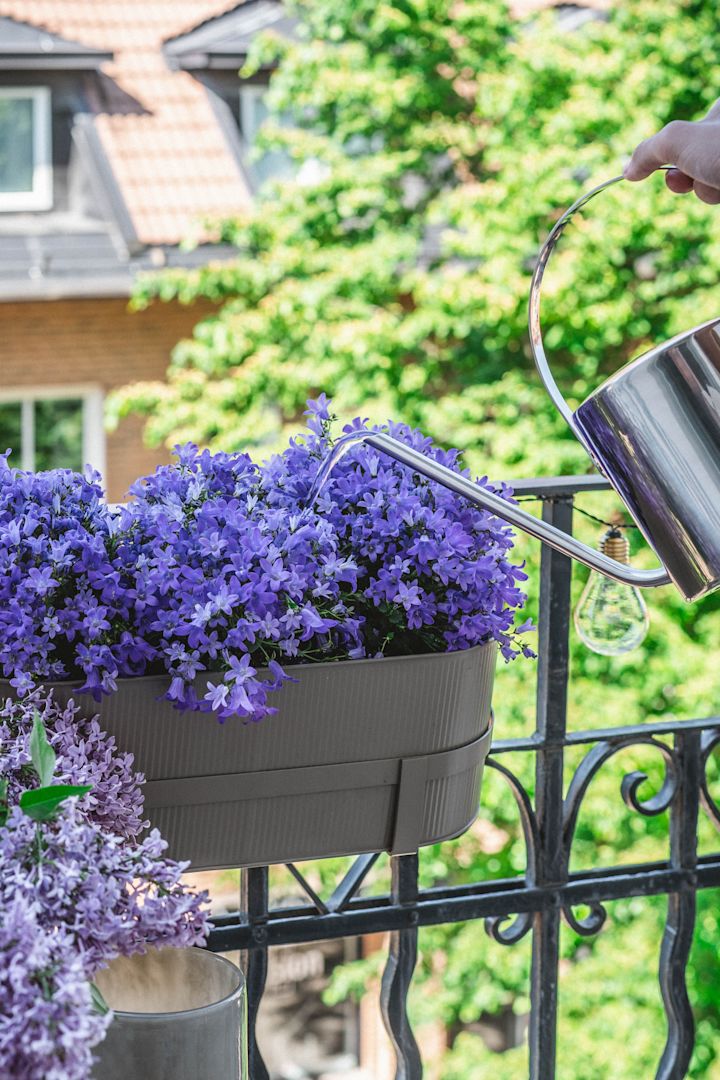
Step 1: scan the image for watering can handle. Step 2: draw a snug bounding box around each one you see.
[362,171,673,592]
[528,169,671,435]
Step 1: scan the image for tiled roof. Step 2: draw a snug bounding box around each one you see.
[0,1,252,244]
[0,0,609,244]
[0,14,113,67]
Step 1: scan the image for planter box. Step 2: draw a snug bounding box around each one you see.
[23,644,495,870]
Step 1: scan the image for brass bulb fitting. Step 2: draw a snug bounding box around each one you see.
[600,529,630,564]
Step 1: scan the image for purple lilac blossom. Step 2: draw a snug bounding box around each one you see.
[0,896,109,1080]
[0,689,146,838]
[0,692,210,1080]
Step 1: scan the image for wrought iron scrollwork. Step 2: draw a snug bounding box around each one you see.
[700,729,720,833]
[560,736,677,937]
[484,757,539,945]
[563,735,678,856]
[561,900,607,937]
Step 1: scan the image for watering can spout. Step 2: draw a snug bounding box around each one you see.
[365,433,671,590]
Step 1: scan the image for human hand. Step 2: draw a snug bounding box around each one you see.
[624,99,720,204]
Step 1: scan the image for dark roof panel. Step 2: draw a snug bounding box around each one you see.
[0,228,237,300]
[0,15,113,68]
[164,0,295,70]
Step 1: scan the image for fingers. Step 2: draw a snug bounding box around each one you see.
[665,168,694,193]
[623,136,667,180]
[624,119,720,201]
[623,120,692,180]
[693,180,720,204]
[662,168,720,203]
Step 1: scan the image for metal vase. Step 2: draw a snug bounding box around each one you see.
[92,948,247,1080]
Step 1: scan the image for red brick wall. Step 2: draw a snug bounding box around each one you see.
[0,296,213,501]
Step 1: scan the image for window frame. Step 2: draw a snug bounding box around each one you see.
[0,85,52,211]
[0,386,105,476]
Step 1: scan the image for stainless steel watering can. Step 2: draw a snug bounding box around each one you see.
[367,173,720,602]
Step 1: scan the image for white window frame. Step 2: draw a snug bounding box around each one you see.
[0,86,52,212]
[0,386,105,477]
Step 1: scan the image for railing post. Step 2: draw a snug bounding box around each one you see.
[656,729,700,1080]
[529,496,574,1080]
[240,866,270,1080]
[381,853,423,1080]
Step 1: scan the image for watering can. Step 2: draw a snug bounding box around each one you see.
[367,173,720,602]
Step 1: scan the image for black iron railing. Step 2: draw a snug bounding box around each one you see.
[207,475,720,1080]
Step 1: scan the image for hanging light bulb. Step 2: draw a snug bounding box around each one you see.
[574,528,650,656]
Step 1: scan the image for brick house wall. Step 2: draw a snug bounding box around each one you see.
[0,297,211,500]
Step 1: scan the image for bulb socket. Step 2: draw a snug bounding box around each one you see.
[600,529,630,564]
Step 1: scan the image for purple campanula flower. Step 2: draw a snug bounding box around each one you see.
[0,400,532,722]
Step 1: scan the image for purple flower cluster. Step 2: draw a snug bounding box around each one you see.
[114,444,363,719]
[0,896,106,1080]
[0,402,532,720]
[263,398,534,662]
[0,689,145,838]
[0,692,210,1080]
[0,460,128,698]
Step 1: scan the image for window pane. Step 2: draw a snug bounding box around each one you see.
[239,89,269,143]
[34,399,84,472]
[239,87,294,185]
[0,96,34,194]
[0,402,21,465]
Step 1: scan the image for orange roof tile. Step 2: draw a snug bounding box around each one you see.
[0,0,252,244]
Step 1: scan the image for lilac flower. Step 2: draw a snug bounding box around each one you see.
[0,692,210,1079]
[0,896,109,1080]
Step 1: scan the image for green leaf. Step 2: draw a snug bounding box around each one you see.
[90,982,111,1016]
[29,712,56,788]
[0,778,7,828]
[19,784,92,822]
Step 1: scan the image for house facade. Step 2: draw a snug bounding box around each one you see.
[0,0,289,499]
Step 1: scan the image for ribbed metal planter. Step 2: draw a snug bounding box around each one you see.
[31,644,495,870]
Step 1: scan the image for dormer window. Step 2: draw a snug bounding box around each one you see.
[0,86,52,211]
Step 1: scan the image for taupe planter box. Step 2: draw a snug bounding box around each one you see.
[26,644,495,870]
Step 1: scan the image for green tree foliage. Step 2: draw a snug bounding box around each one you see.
[110,0,720,477]
[110,1,720,1074]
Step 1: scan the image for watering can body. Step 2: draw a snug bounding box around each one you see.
[574,317,720,601]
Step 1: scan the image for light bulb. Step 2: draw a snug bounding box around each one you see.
[573,529,650,656]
